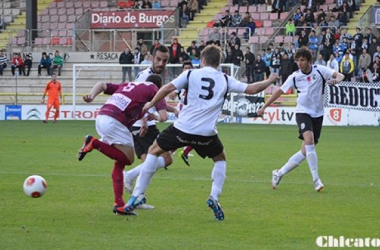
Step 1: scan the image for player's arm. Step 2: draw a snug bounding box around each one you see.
[257,88,284,116]
[166,105,178,118]
[41,84,49,103]
[329,71,344,85]
[143,83,176,113]
[245,73,278,94]
[83,81,107,103]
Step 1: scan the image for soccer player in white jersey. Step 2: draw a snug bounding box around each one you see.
[168,61,195,166]
[257,48,345,191]
[123,45,177,209]
[122,45,278,220]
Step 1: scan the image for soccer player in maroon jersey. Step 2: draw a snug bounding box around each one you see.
[77,74,166,216]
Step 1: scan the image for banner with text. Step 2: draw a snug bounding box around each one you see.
[90,10,176,29]
[325,82,380,112]
[222,92,265,117]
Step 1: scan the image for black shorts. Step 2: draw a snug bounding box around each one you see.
[130,125,160,158]
[296,113,323,144]
[157,124,224,159]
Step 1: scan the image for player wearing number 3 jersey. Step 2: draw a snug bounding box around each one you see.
[123,45,279,220]
[77,74,166,216]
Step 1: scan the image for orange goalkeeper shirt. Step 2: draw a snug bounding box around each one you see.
[43,80,62,101]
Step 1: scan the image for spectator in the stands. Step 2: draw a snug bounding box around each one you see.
[198,40,205,52]
[362,37,369,51]
[298,29,309,48]
[368,37,378,59]
[316,8,327,25]
[225,46,233,64]
[119,47,134,82]
[347,0,356,15]
[231,44,243,68]
[133,47,143,78]
[244,47,255,82]
[51,50,63,76]
[322,28,335,62]
[152,0,161,9]
[179,47,190,62]
[358,48,371,79]
[352,27,363,76]
[285,19,296,36]
[0,50,7,76]
[293,8,303,26]
[280,53,292,84]
[187,0,198,21]
[11,53,23,76]
[241,12,251,27]
[253,54,266,82]
[38,52,51,76]
[339,2,351,20]
[372,45,380,63]
[271,0,283,19]
[327,53,340,71]
[314,53,327,66]
[340,52,355,81]
[219,10,231,27]
[169,38,182,78]
[244,17,256,41]
[179,4,190,26]
[371,62,380,82]
[365,28,376,44]
[0,15,3,30]
[209,28,222,42]
[190,50,201,65]
[230,10,242,27]
[150,39,161,55]
[137,38,148,57]
[270,47,281,77]
[327,16,339,34]
[228,31,241,50]
[23,54,32,76]
[337,10,348,27]
[308,30,319,60]
[186,40,199,56]
[140,54,152,65]
[141,0,152,8]
[304,8,315,26]
[133,0,141,9]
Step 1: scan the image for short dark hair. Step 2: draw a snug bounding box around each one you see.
[294,47,312,62]
[146,74,163,88]
[182,61,193,69]
[152,45,169,56]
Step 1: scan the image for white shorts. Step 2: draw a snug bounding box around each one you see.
[95,115,134,147]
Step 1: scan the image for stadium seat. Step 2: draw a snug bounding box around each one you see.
[52,37,60,45]
[284,36,293,43]
[11,38,17,45]
[237,28,245,36]
[34,37,43,46]
[248,6,256,12]
[49,2,57,8]
[169,0,177,7]
[274,36,283,43]
[51,30,59,37]
[40,9,48,15]
[49,8,58,15]
[263,20,272,27]
[68,15,76,22]
[257,5,265,12]
[227,0,233,5]
[76,9,84,16]
[74,2,83,8]
[83,2,91,9]
[41,22,49,30]
[59,15,67,22]
[59,30,67,37]
[230,6,238,12]
[265,27,274,35]
[67,8,75,15]
[161,0,169,7]
[260,36,269,43]
[100,1,108,8]
[249,36,259,43]
[261,13,269,20]
[280,12,288,20]
[58,8,66,16]
[58,22,66,29]
[50,23,58,29]
[91,2,100,8]
[254,20,263,28]
[57,2,65,8]
[239,6,248,13]
[251,13,260,20]
[17,37,25,46]
[59,37,68,45]
[67,37,73,45]
[41,15,49,23]
[51,15,59,22]
[42,37,50,45]
[66,2,74,8]
[269,13,277,20]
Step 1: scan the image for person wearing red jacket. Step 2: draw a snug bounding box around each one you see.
[11,53,23,76]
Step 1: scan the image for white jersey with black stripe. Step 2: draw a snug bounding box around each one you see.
[281,65,335,118]
[171,66,247,136]
[132,67,157,127]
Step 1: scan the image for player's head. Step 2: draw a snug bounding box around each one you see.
[200,45,222,68]
[51,73,57,82]
[294,47,312,72]
[182,61,193,71]
[152,45,169,74]
[146,74,163,89]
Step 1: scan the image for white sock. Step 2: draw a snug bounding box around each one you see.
[210,161,226,201]
[279,150,306,176]
[305,144,319,181]
[132,154,157,197]
[155,156,166,170]
[124,163,143,180]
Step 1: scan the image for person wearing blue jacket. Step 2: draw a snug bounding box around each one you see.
[38,52,51,76]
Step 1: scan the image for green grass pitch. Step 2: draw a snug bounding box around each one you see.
[0,121,379,250]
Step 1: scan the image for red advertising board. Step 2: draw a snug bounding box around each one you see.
[90,11,176,28]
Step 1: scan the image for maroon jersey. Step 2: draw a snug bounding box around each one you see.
[98,82,166,128]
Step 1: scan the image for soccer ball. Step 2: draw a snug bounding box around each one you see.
[23,175,47,198]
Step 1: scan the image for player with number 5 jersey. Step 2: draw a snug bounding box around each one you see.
[122,45,279,220]
[77,74,166,216]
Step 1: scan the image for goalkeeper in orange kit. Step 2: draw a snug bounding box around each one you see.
[41,74,62,123]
